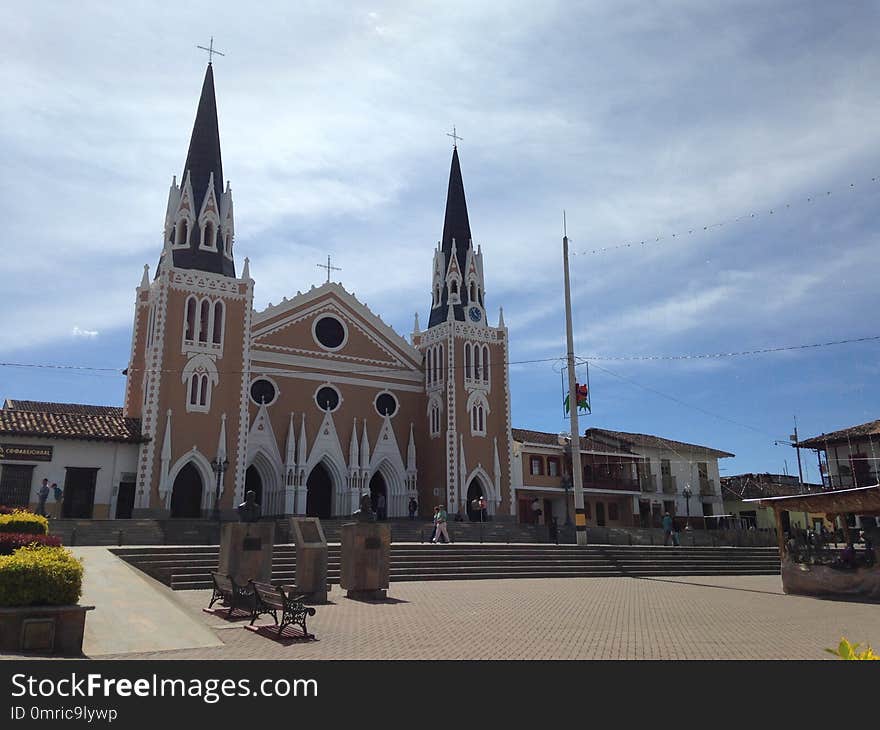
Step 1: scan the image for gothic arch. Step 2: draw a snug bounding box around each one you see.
[465,466,497,516]
[304,452,347,516]
[246,449,281,516]
[165,449,216,514]
[368,458,407,517]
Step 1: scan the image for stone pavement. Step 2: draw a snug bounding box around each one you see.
[99,574,880,661]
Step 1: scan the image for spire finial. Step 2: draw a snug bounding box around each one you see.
[446,126,463,149]
[196,36,225,64]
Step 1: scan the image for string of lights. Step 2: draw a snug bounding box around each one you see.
[568,175,877,257]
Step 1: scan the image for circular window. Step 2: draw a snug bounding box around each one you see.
[250,378,277,405]
[375,392,398,417]
[313,316,346,350]
[314,385,341,412]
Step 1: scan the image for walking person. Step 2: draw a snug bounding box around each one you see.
[51,482,63,519]
[37,478,50,517]
[432,504,451,544]
[662,512,674,546]
[429,505,440,541]
[408,496,418,520]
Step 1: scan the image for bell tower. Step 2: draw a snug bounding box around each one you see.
[414,146,512,520]
[124,62,253,518]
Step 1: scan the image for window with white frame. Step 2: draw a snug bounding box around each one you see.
[530,456,544,476]
[184,296,197,343]
[198,299,210,343]
[464,342,472,379]
[182,355,218,413]
[175,218,189,246]
[470,396,487,436]
[201,220,217,250]
[428,398,442,438]
[212,301,224,345]
[482,345,490,383]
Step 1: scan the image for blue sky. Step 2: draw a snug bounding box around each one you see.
[1,1,878,479]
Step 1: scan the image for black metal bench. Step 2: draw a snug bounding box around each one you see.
[208,572,255,617]
[250,581,316,639]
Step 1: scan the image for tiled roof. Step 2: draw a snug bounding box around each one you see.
[587,428,734,459]
[721,473,824,500]
[796,419,880,449]
[512,426,733,458]
[0,400,144,444]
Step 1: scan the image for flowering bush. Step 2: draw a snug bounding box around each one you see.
[0,532,62,555]
[0,546,83,606]
[0,510,49,536]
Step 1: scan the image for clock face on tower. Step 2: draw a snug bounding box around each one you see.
[468,306,481,322]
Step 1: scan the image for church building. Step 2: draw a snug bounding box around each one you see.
[121,63,514,521]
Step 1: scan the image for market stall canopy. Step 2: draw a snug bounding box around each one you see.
[745,484,880,516]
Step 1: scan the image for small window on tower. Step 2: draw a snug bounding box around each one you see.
[175,219,188,246]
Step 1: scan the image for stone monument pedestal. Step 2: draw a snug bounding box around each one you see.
[218,522,275,585]
[340,521,391,600]
[288,517,330,603]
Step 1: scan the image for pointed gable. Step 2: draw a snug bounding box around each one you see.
[251,283,422,372]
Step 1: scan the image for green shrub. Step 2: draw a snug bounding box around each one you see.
[0,511,49,536]
[0,546,83,606]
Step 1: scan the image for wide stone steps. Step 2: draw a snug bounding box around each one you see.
[113,543,780,590]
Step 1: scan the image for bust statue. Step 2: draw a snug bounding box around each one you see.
[354,491,375,522]
[237,490,261,523]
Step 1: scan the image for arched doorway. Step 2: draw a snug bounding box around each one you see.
[369,472,387,519]
[306,463,333,518]
[170,462,203,518]
[245,465,263,509]
[466,478,486,522]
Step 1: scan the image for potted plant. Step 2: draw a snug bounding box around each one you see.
[0,510,92,655]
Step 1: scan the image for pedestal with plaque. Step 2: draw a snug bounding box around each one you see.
[288,517,330,603]
[339,521,391,601]
[218,522,275,585]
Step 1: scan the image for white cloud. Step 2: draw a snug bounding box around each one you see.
[72,326,99,339]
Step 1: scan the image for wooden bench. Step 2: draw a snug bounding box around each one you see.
[208,572,255,617]
[250,581,316,639]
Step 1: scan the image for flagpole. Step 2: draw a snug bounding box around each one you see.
[563,216,588,546]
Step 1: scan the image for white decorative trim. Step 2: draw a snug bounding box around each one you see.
[233,278,255,505]
[249,349,422,383]
[182,354,219,413]
[304,408,349,516]
[171,270,246,298]
[464,465,497,516]
[164,448,216,512]
[254,367,425,394]
[252,282,422,365]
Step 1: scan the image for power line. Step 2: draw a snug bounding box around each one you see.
[577,334,880,362]
[569,175,878,257]
[2,332,877,378]
[586,360,772,438]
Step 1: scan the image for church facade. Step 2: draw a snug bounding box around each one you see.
[122,63,514,521]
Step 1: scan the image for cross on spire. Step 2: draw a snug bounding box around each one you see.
[197,36,225,64]
[317,255,342,283]
[446,126,463,148]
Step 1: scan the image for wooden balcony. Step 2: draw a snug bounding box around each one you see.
[640,474,657,493]
[661,475,677,494]
[699,478,716,496]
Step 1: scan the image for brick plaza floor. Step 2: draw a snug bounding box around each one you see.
[99,575,880,660]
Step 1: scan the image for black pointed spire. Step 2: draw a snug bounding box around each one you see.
[441,146,472,277]
[162,63,235,277]
[427,147,477,327]
[182,63,223,213]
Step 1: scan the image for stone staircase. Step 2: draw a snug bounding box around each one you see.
[113,543,781,591]
[48,518,548,546]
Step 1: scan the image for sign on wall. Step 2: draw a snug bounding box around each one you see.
[0,444,54,462]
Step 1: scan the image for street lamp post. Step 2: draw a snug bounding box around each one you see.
[211,457,229,522]
[682,484,693,531]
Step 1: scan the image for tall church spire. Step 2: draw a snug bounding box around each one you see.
[182,63,224,222]
[427,147,484,328]
[161,63,236,278]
